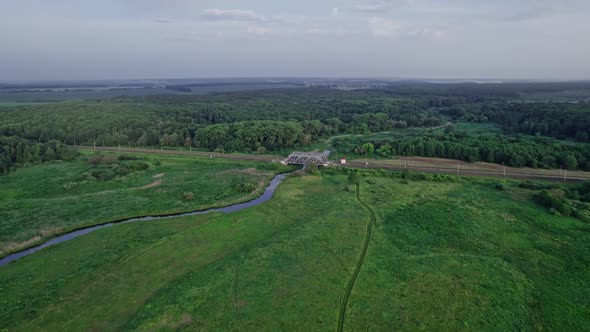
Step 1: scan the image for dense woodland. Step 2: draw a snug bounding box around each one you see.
[1,82,590,172]
[0,137,78,174]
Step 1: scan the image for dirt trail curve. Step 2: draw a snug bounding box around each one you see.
[337,183,377,332]
[72,146,589,183]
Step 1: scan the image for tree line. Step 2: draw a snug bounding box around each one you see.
[348,132,590,170]
[0,136,78,174]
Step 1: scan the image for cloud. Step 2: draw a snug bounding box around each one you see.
[408,27,446,39]
[501,6,554,22]
[331,8,340,16]
[247,26,273,36]
[353,1,393,13]
[367,17,401,38]
[153,17,171,24]
[200,9,270,23]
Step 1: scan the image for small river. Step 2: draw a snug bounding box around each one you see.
[0,172,291,267]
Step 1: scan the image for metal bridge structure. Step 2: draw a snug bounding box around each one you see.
[283,150,331,166]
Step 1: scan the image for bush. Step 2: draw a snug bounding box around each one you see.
[87,155,103,165]
[118,154,140,161]
[519,182,558,190]
[305,163,319,175]
[102,155,118,165]
[557,202,573,216]
[182,192,195,202]
[495,183,508,191]
[534,189,565,209]
[348,172,361,185]
[154,160,162,166]
[129,161,149,171]
[236,183,257,193]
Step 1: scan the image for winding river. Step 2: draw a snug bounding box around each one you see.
[0,171,291,267]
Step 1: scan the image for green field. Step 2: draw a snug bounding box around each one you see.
[1,165,588,330]
[0,152,291,257]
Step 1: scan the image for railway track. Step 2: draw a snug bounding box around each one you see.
[72,146,589,183]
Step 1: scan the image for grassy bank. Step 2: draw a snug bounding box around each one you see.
[0,152,292,257]
[0,172,588,330]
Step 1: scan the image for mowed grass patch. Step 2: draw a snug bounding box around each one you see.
[0,153,290,256]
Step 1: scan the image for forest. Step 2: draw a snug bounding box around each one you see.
[1,82,590,172]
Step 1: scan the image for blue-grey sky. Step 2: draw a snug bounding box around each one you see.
[1,0,590,80]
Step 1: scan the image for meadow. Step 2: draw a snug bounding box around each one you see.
[0,151,291,257]
[0,168,588,330]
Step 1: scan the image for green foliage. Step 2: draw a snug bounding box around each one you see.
[305,163,319,175]
[0,136,78,175]
[495,182,508,191]
[1,175,589,330]
[0,152,290,256]
[534,189,577,217]
[182,192,195,202]
[350,132,590,170]
[81,154,150,182]
[348,171,361,184]
[235,182,257,193]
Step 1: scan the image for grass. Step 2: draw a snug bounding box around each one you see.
[453,121,503,136]
[0,171,588,330]
[0,152,292,257]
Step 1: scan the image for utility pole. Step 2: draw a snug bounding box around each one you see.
[564,169,568,182]
[93,142,96,151]
[457,162,460,175]
[118,144,121,152]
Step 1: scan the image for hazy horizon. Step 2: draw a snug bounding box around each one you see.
[2,0,590,81]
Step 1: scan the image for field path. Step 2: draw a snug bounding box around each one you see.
[337,183,377,332]
[231,259,246,332]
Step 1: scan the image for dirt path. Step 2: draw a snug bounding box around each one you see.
[139,178,162,189]
[337,183,376,332]
[232,259,246,332]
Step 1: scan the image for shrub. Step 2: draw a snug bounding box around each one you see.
[256,162,280,171]
[348,172,361,185]
[305,163,319,175]
[118,154,140,161]
[557,202,573,216]
[495,183,508,191]
[87,155,103,165]
[236,183,257,193]
[182,192,195,202]
[63,182,78,190]
[154,160,162,166]
[519,182,558,190]
[102,155,118,165]
[129,161,149,171]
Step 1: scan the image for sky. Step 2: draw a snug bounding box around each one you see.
[1,0,590,80]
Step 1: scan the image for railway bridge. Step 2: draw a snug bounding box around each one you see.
[282,150,331,166]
